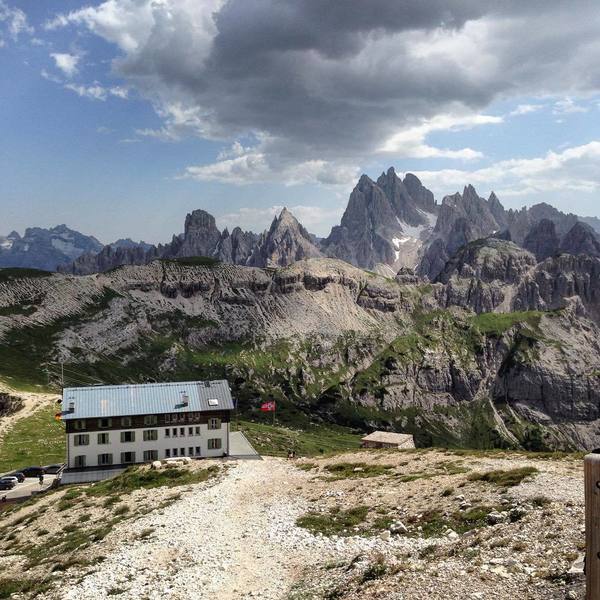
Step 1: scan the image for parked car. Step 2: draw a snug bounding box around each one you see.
[42,464,65,475]
[20,466,45,478]
[0,477,17,490]
[9,472,25,483]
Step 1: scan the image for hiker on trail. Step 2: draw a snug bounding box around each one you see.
[38,474,44,486]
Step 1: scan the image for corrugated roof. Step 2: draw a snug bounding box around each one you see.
[61,380,234,420]
[361,431,414,445]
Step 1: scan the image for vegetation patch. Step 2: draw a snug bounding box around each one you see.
[86,465,218,497]
[297,506,369,536]
[0,268,52,283]
[0,403,65,473]
[468,466,538,487]
[415,505,499,537]
[323,462,394,480]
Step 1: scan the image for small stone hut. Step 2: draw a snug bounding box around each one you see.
[360,431,415,450]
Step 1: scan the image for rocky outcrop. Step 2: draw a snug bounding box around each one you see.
[215,227,258,265]
[248,208,323,268]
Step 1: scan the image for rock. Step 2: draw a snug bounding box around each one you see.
[390,521,408,535]
[459,501,472,511]
[486,511,505,525]
[446,529,459,540]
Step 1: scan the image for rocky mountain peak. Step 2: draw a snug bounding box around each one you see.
[247,208,322,268]
[523,219,560,261]
[560,221,600,258]
[178,209,222,258]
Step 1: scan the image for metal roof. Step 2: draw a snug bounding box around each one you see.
[61,380,234,420]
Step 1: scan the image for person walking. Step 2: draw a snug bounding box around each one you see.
[38,473,44,487]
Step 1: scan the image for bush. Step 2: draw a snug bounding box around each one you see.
[297,506,369,536]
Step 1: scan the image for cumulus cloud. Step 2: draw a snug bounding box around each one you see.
[0,1,33,46]
[46,1,600,184]
[412,141,600,199]
[50,52,80,78]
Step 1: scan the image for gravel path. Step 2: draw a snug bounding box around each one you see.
[59,459,319,599]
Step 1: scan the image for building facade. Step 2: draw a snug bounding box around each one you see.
[61,380,234,470]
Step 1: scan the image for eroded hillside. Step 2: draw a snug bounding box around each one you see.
[1,250,600,450]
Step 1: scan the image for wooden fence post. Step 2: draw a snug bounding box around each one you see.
[585,452,600,599]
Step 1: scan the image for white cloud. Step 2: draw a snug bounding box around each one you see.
[412,141,600,199]
[184,143,358,187]
[0,1,33,45]
[379,112,502,159]
[50,52,80,78]
[553,97,588,114]
[64,82,129,101]
[509,103,544,116]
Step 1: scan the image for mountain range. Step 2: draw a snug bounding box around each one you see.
[4,167,600,280]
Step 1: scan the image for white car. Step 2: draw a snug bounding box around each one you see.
[1,476,18,484]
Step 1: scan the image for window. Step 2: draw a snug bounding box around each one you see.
[120,431,135,443]
[143,430,158,442]
[189,447,194,456]
[74,455,86,468]
[165,414,172,424]
[179,427,185,437]
[144,415,158,426]
[97,433,110,445]
[165,429,170,438]
[98,453,113,466]
[165,449,171,458]
[188,427,193,435]
[120,451,136,464]
[195,446,201,456]
[74,420,86,430]
[208,418,221,430]
[180,447,185,456]
[74,434,89,446]
[172,428,178,438]
[178,414,186,423]
[143,450,158,462]
[195,426,200,435]
[208,438,222,450]
[173,448,178,457]
[98,418,112,428]
[121,416,132,427]
[208,398,219,407]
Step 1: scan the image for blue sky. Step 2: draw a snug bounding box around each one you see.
[2,1,600,243]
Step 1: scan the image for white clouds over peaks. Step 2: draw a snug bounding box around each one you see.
[413,141,600,199]
[46,1,600,186]
[64,82,129,101]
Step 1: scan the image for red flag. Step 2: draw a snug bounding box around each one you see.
[260,401,276,412]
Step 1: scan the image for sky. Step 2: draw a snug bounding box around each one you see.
[2,0,600,244]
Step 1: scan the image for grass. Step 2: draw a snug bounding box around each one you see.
[0,578,51,598]
[86,464,218,497]
[233,420,362,457]
[0,403,65,472]
[467,466,538,487]
[471,311,544,337]
[0,268,52,283]
[297,506,370,536]
[323,462,394,480]
[416,505,499,537]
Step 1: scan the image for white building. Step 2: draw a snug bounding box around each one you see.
[61,380,234,470]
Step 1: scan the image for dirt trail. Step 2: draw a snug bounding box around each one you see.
[59,458,317,600]
[0,383,60,442]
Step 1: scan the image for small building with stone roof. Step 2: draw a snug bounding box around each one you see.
[360,431,415,450]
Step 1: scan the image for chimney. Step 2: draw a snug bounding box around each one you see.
[68,401,75,413]
[204,381,211,388]
[182,393,189,407]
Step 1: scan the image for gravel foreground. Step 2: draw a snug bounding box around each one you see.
[28,451,585,600]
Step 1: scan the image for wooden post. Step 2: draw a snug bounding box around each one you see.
[585,452,600,599]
